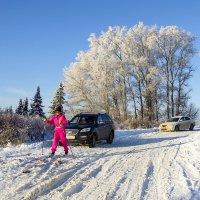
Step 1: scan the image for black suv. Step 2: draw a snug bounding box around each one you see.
[66,112,115,148]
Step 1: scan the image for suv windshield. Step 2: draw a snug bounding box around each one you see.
[70,115,97,125]
[167,117,180,122]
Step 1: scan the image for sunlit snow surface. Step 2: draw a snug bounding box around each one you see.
[1,128,200,200]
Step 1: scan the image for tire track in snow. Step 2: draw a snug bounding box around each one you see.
[47,151,127,199]
[70,149,148,200]
[38,153,112,199]
[140,161,154,200]
[147,146,173,200]
[161,139,199,200]
[81,153,135,199]
[105,152,147,200]
[74,134,172,199]
[7,155,64,196]
[16,150,110,200]
[34,146,135,199]
[170,141,200,199]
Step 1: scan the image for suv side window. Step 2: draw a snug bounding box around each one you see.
[97,115,104,124]
[70,116,80,124]
[79,117,87,125]
[103,114,112,124]
[105,114,113,123]
[102,114,110,124]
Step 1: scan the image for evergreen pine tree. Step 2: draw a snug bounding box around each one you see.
[22,97,29,116]
[5,106,13,114]
[29,86,45,117]
[8,106,13,114]
[49,82,65,114]
[16,99,23,115]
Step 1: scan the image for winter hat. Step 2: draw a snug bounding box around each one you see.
[55,106,62,113]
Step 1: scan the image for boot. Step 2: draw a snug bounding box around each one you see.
[49,152,55,158]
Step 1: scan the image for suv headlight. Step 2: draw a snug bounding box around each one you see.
[80,128,91,133]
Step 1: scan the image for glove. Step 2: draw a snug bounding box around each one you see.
[41,115,47,121]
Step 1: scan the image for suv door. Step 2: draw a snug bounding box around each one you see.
[96,115,107,140]
[101,114,111,139]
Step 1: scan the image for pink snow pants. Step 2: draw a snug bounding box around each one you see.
[51,128,69,153]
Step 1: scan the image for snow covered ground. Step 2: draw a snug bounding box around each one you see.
[1,128,200,200]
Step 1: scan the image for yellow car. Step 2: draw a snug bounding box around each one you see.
[159,116,195,132]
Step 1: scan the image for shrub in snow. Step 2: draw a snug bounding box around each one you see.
[0,110,52,146]
[0,112,27,146]
[115,118,159,130]
[27,116,53,141]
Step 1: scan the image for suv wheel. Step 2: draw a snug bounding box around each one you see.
[107,131,114,144]
[189,124,194,131]
[175,125,179,132]
[89,134,96,148]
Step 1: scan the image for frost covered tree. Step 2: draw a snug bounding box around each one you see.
[29,86,45,117]
[64,27,129,121]
[88,26,129,121]
[49,82,65,114]
[125,23,159,121]
[63,22,197,123]
[155,26,196,118]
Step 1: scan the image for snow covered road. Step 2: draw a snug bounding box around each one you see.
[1,128,200,200]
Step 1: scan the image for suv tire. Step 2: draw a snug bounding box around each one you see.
[107,131,114,144]
[89,134,96,148]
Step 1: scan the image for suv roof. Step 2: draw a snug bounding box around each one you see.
[77,112,107,116]
[79,112,99,115]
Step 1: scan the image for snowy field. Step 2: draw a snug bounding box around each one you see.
[1,128,200,200]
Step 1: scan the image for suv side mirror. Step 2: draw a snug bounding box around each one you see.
[97,120,104,125]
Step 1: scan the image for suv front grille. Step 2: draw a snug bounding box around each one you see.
[67,129,79,135]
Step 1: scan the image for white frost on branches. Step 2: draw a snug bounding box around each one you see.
[63,23,197,121]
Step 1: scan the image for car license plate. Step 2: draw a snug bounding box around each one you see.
[67,135,75,140]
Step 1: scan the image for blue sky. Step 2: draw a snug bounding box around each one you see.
[0,0,199,113]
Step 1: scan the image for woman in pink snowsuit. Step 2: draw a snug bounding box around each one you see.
[45,106,69,155]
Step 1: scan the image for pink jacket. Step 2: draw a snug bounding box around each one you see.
[47,114,68,129]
